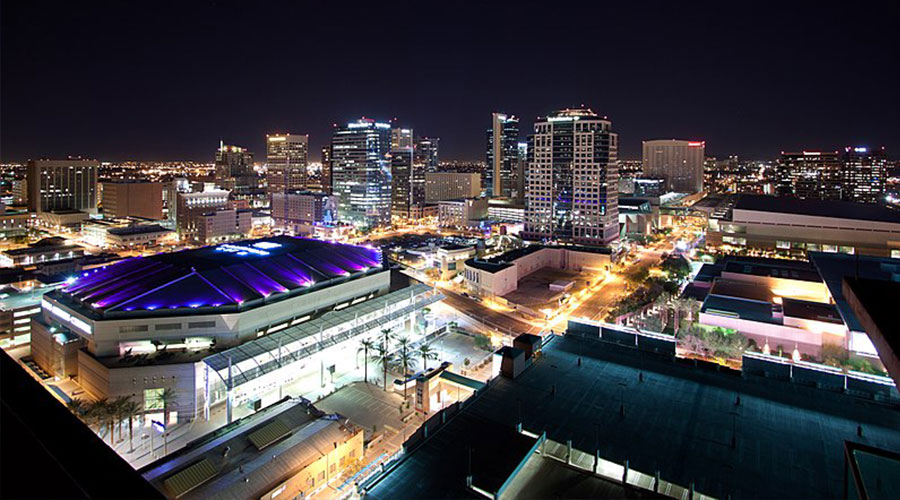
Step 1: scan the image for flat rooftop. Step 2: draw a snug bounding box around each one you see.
[810,252,900,332]
[466,245,612,273]
[722,258,822,283]
[50,236,385,319]
[458,334,900,498]
[701,294,780,325]
[107,224,171,236]
[365,412,539,500]
[735,194,900,223]
[782,297,843,324]
[142,398,355,500]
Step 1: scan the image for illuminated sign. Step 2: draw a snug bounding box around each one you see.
[215,242,280,256]
[268,136,287,142]
[688,141,705,147]
[854,147,868,153]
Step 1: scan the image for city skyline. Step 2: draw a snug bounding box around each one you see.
[2,2,899,162]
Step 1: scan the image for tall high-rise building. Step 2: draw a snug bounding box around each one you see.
[842,146,887,204]
[331,118,393,227]
[391,147,414,219]
[214,143,255,194]
[523,108,619,245]
[775,151,842,200]
[26,157,99,213]
[392,128,414,150]
[485,113,519,198]
[318,145,333,194]
[266,134,309,194]
[416,137,440,173]
[515,142,527,202]
[642,139,705,193]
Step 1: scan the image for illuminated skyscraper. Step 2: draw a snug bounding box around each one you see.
[392,128,414,150]
[842,146,887,204]
[214,142,255,194]
[642,139,705,193]
[415,137,440,173]
[485,112,519,198]
[266,134,308,194]
[391,147,414,219]
[775,151,842,200]
[524,108,619,245]
[318,144,333,194]
[331,118,393,227]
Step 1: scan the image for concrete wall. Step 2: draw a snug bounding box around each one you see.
[77,352,200,421]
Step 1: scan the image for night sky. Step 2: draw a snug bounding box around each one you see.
[2,1,898,163]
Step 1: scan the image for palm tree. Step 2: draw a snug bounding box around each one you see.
[379,328,395,351]
[86,398,111,444]
[394,349,417,400]
[371,343,392,391]
[118,398,142,453]
[109,396,128,443]
[395,336,413,358]
[416,344,438,371]
[67,397,88,419]
[358,338,375,384]
[158,387,178,455]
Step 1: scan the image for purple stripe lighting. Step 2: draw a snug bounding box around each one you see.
[57,237,386,315]
[221,263,289,298]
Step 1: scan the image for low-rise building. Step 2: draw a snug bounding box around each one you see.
[0,238,85,268]
[196,208,252,245]
[142,398,363,500]
[438,198,488,228]
[487,199,525,223]
[0,210,37,240]
[37,209,90,230]
[433,244,476,281]
[270,190,337,235]
[691,254,890,367]
[464,245,614,297]
[706,194,900,258]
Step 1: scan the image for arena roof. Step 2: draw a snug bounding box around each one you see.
[734,194,900,223]
[54,237,384,318]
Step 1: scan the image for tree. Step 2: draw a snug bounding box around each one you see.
[358,338,375,384]
[158,387,178,455]
[109,396,129,443]
[417,344,438,371]
[371,343,393,391]
[85,398,111,444]
[119,398,142,453]
[67,398,88,419]
[394,349,417,400]
[380,328,395,352]
[625,266,650,286]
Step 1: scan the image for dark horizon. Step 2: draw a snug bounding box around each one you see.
[2,1,898,164]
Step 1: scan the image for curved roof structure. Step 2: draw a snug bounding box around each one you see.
[56,237,384,318]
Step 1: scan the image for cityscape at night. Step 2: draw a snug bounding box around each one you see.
[1,1,899,499]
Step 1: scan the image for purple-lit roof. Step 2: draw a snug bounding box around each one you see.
[59,237,384,316]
